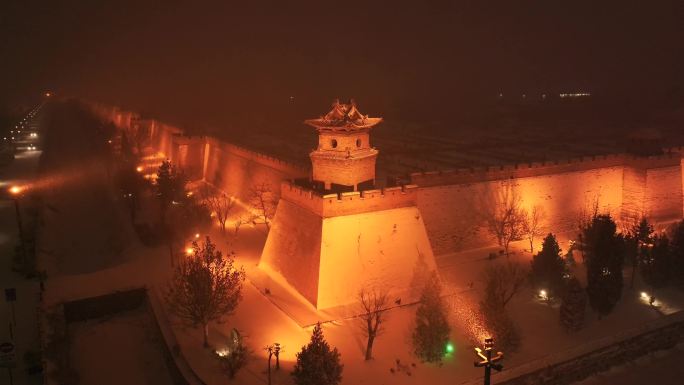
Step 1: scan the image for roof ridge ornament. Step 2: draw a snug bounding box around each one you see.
[305,99,382,131]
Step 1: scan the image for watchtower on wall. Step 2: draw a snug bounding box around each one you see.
[307,100,380,192]
[259,100,437,310]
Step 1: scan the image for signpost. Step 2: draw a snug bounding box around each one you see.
[0,341,16,385]
[474,338,504,385]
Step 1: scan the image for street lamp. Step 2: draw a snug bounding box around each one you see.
[9,186,27,267]
[474,337,504,385]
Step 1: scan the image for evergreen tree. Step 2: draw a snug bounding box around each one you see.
[117,161,145,222]
[155,160,186,224]
[633,218,654,244]
[530,233,566,297]
[559,277,586,332]
[412,272,451,363]
[583,215,625,318]
[630,218,655,287]
[670,220,684,286]
[640,235,671,288]
[623,233,638,288]
[292,323,343,385]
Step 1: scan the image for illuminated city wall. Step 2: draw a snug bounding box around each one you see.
[413,153,683,254]
[203,141,308,202]
[93,104,684,257]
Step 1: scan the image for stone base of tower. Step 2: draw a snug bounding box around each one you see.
[259,189,437,309]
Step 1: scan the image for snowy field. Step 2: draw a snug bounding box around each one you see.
[68,306,174,385]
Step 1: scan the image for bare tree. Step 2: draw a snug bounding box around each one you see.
[249,182,277,230]
[483,182,524,256]
[357,288,389,360]
[479,261,527,352]
[521,205,546,254]
[481,261,528,309]
[233,215,250,236]
[206,193,237,233]
[165,236,245,347]
[576,195,600,233]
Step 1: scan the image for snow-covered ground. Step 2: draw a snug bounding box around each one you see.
[40,195,684,385]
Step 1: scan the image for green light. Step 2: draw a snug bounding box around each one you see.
[445,342,454,354]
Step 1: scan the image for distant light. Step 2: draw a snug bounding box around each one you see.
[136,166,143,172]
[185,247,194,255]
[107,139,112,144]
[195,233,200,239]
[445,342,455,354]
[559,92,591,98]
[641,292,648,299]
[45,92,51,97]
[9,186,23,195]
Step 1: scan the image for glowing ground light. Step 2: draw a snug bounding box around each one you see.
[185,247,194,255]
[445,342,455,354]
[539,289,548,300]
[9,186,23,195]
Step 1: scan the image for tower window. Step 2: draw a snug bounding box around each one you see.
[356,138,362,148]
[331,139,338,148]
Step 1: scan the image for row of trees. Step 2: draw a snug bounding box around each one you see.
[625,218,684,289]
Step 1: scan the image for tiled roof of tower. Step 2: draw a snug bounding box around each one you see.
[305,99,382,131]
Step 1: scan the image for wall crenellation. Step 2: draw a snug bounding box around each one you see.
[410,153,683,187]
[280,181,418,218]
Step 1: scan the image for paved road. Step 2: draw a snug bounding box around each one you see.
[0,102,45,385]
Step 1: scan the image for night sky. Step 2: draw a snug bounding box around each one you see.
[1,1,682,129]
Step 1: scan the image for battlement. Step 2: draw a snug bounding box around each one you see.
[410,152,683,187]
[280,181,419,218]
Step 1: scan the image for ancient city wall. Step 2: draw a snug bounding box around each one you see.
[91,103,684,256]
[91,104,308,203]
[203,140,308,202]
[414,153,683,255]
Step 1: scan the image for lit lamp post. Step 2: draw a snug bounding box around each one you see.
[9,186,26,267]
[474,337,504,385]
